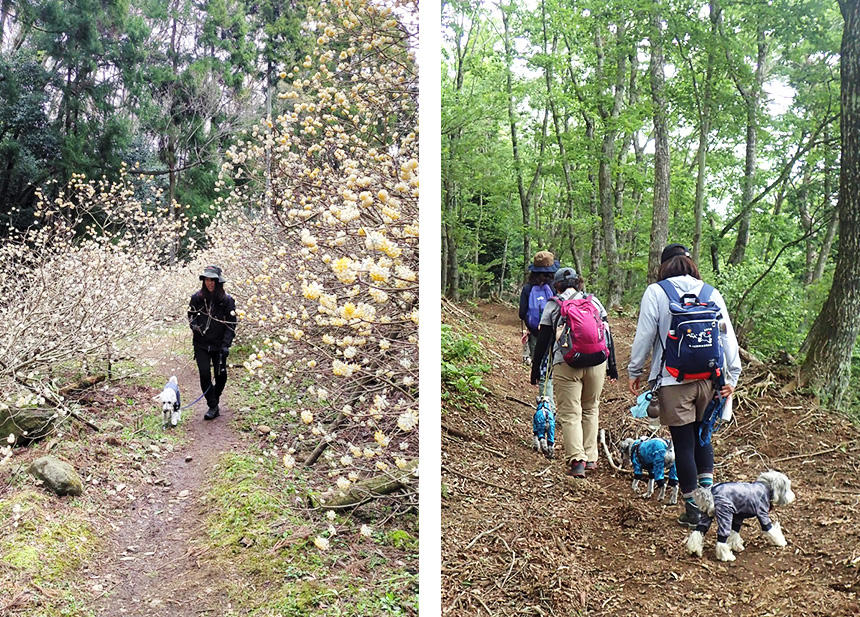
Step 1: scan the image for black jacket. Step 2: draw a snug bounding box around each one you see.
[188,290,237,352]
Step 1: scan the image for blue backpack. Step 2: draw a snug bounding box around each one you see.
[525,284,553,331]
[657,280,723,382]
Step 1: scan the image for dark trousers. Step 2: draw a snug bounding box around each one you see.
[194,346,227,409]
[668,423,714,495]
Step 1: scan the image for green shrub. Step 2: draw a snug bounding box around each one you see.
[441,325,490,410]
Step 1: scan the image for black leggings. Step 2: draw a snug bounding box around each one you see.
[668,423,714,496]
[195,347,227,409]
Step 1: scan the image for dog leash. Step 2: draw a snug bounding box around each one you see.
[178,385,211,411]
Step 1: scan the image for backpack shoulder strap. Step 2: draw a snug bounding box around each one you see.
[656,279,681,304]
[698,283,714,302]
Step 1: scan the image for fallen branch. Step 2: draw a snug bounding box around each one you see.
[464,522,504,550]
[600,428,625,472]
[319,459,418,509]
[503,395,534,409]
[770,440,858,463]
[304,411,346,466]
[69,409,100,432]
[442,464,515,493]
[58,374,106,398]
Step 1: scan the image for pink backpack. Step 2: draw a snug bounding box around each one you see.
[554,294,609,367]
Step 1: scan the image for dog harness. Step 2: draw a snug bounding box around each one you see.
[695,481,774,543]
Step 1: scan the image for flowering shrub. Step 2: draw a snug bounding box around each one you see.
[0,169,187,421]
[196,0,419,505]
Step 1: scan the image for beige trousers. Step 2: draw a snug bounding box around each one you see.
[552,361,606,463]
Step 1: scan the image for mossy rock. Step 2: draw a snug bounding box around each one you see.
[29,456,84,496]
[0,407,60,441]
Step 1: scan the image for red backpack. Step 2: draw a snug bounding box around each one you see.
[554,294,609,368]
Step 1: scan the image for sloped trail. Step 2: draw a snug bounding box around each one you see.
[442,301,860,617]
[83,329,243,617]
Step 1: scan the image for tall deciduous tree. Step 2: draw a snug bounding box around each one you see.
[799,0,860,407]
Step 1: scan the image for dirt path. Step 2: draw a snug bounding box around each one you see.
[83,329,242,617]
[442,301,860,617]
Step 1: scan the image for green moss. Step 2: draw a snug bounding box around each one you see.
[200,452,418,616]
[0,490,99,582]
[385,529,418,551]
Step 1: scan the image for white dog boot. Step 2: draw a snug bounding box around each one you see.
[539,437,548,454]
[715,541,736,561]
[764,522,787,547]
[171,409,181,427]
[726,530,745,552]
[686,530,704,557]
[533,436,541,451]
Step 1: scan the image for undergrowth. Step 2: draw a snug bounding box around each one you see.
[199,452,418,616]
[441,324,490,412]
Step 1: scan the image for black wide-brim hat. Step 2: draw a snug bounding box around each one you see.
[199,265,226,283]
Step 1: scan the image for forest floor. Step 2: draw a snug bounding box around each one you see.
[0,326,418,617]
[442,300,860,617]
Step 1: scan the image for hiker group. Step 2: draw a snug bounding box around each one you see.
[521,243,750,533]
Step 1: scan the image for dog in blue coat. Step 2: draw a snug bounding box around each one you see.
[619,436,679,504]
[532,396,555,458]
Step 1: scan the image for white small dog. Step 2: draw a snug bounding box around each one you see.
[153,376,182,428]
[686,470,795,562]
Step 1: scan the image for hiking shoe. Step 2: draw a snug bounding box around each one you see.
[585,460,598,471]
[678,501,701,527]
[566,460,586,478]
[204,406,220,420]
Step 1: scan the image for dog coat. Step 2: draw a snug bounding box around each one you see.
[631,438,678,485]
[696,481,774,542]
[163,380,181,409]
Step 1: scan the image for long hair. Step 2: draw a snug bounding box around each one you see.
[200,280,226,302]
[657,255,701,281]
[527,272,554,287]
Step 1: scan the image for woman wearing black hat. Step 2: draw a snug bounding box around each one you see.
[188,265,237,420]
[627,244,741,527]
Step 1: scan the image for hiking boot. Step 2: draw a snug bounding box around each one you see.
[204,406,220,420]
[585,460,598,471]
[566,460,586,478]
[678,501,701,527]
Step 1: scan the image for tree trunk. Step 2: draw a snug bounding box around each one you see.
[692,0,720,264]
[472,193,483,299]
[799,0,860,407]
[728,29,767,266]
[798,164,815,285]
[648,6,670,284]
[595,25,627,306]
[499,231,509,296]
[502,5,530,272]
[812,132,838,284]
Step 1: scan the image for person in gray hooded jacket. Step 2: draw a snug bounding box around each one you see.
[627,244,741,527]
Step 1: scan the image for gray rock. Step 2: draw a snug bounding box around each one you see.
[0,407,59,441]
[29,456,84,496]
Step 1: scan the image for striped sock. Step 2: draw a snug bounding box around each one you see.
[697,474,713,488]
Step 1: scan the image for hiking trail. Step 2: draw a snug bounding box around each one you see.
[83,327,243,617]
[442,300,860,617]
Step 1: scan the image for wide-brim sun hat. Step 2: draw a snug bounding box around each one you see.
[199,265,226,283]
[528,250,559,273]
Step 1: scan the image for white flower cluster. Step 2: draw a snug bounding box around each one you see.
[0,170,187,411]
[200,0,419,502]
